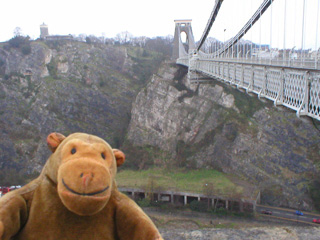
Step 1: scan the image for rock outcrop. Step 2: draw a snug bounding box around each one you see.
[0,40,160,183]
[125,62,320,210]
[0,38,319,210]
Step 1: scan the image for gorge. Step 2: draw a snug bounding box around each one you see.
[0,39,319,212]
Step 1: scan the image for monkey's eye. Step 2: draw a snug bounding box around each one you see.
[71,148,77,154]
[101,153,106,160]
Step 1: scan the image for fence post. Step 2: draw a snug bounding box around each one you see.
[258,66,267,99]
[246,65,254,93]
[233,64,237,85]
[227,63,230,82]
[297,71,310,117]
[274,68,284,106]
[238,64,244,89]
[222,62,225,80]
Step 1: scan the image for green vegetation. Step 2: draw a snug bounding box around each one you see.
[127,46,165,84]
[222,83,266,117]
[309,180,320,211]
[189,200,208,212]
[137,198,152,207]
[43,40,64,51]
[5,35,31,55]
[0,168,39,185]
[116,168,242,196]
[175,125,223,168]
[122,142,173,170]
[46,59,58,79]
[308,143,320,170]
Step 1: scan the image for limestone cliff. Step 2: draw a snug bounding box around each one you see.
[1,39,319,210]
[125,62,320,210]
[0,40,162,183]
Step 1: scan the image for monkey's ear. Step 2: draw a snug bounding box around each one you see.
[47,132,66,153]
[113,149,125,167]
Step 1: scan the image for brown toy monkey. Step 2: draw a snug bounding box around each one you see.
[0,132,163,240]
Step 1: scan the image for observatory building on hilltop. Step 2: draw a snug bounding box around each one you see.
[39,23,73,41]
[40,23,49,39]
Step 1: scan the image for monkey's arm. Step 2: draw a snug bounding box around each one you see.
[0,192,28,240]
[115,193,163,240]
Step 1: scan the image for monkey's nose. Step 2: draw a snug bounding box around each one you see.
[80,172,94,188]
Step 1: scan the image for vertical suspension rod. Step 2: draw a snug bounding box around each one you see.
[301,0,306,66]
[215,0,276,57]
[316,0,319,68]
[283,0,287,64]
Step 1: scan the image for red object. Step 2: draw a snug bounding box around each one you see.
[261,210,272,215]
[313,219,320,224]
[1,187,10,194]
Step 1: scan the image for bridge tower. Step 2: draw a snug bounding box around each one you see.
[172,20,196,59]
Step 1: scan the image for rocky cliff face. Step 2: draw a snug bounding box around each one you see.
[0,40,161,183]
[125,62,320,210]
[1,39,319,210]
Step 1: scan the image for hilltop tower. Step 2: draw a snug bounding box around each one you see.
[172,19,196,60]
[40,23,49,39]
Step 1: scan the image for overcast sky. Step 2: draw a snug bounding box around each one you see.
[0,0,214,42]
[1,0,319,49]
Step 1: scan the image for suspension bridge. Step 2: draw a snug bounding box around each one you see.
[173,0,320,121]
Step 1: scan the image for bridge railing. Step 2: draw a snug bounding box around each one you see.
[197,54,320,70]
[176,56,189,67]
[183,58,320,121]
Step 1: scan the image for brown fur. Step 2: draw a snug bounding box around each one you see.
[0,132,163,240]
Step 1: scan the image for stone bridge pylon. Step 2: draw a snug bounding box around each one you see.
[172,20,196,60]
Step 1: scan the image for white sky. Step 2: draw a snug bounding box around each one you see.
[0,0,214,42]
[1,0,319,49]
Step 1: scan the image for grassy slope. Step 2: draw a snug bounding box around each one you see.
[116,168,248,198]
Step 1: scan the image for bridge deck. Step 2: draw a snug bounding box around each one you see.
[177,57,320,121]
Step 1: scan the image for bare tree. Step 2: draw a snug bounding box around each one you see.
[144,175,161,202]
[13,27,22,37]
[203,182,215,209]
[77,33,87,42]
[132,36,147,47]
[115,31,133,45]
[201,37,220,53]
[231,187,243,212]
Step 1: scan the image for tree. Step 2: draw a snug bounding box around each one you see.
[21,44,31,55]
[309,180,320,211]
[85,36,92,44]
[201,37,220,53]
[7,35,31,55]
[115,31,133,45]
[145,176,156,202]
[77,33,87,42]
[100,32,106,44]
[203,182,215,209]
[132,36,147,47]
[145,36,173,57]
[13,27,22,37]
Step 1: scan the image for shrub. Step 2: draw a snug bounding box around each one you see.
[309,180,320,211]
[85,37,92,44]
[46,59,58,79]
[7,35,31,55]
[215,207,228,215]
[189,200,208,212]
[21,44,31,55]
[137,198,151,207]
